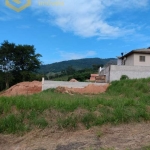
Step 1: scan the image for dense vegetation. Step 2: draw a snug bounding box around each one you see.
[46,66,101,81]
[0,40,117,90]
[0,77,150,134]
[39,58,117,74]
[0,41,42,91]
[44,61,116,81]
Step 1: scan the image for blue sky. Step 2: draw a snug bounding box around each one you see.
[0,0,150,64]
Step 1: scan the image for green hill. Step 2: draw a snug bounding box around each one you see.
[39,58,116,73]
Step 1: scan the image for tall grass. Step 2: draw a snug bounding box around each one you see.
[0,78,150,134]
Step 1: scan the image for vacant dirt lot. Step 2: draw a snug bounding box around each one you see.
[56,84,109,94]
[0,122,150,150]
[42,80,108,91]
[0,81,109,96]
[0,81,42,97]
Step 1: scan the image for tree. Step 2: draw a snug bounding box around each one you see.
[0,41,16,89]
[66,66,76,75]
[0,71,5,91]
[13,44,42,81]
[0,40,42,89]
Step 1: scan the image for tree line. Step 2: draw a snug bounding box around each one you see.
[39,58,117,74]
[0,41,42,91]
[45,64,103,81]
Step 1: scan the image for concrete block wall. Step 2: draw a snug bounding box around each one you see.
[109,65,150,82]
[42,80,107,91]
[99,66,110,82]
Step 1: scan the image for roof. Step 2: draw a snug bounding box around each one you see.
[119,49,150,59]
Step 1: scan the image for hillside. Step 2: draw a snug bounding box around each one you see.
[39,58,116,73]
[0,78,150,149]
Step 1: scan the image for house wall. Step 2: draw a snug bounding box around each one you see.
[125,54,134,66]
[134,53,150,66]
[117,58,122,65]
[109,65,150,82]
[99,66,110,82]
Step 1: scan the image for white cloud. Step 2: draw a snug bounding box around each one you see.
[58,50,97,60]
[32,0,150,38]
[0,7,21,21]
[102,0,149,8]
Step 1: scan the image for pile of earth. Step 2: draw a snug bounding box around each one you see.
[69,78,78,82]
[56,84,109,94]
[0,81,42,97]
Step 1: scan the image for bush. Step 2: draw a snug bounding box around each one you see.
[120,75,129,80]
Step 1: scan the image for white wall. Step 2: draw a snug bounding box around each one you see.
[42,81,107,91]
[125,54,134,66]
[134,53,150,66]
[99,66,110,82]
[109,65,150,82]
[117,59,122,65]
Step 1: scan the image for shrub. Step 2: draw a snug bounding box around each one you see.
[120,75,129,80]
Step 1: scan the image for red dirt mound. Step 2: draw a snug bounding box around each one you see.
[69,78,78,82]
[0,81,42,97]
[56,84,109,94]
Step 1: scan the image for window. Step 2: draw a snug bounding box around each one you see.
[139,56,145,62]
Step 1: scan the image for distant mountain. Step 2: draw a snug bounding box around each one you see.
[39,58,117,73]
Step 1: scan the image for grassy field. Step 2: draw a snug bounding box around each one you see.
[0,78,150,134]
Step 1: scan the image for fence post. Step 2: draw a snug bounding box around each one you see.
[42,77,44,91]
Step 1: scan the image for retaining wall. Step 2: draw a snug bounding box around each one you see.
[42,80,107,91]
[43,65,150,88]
[109,65,150,82]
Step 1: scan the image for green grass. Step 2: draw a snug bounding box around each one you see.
[142,145,150,150]
[0,77,150,134]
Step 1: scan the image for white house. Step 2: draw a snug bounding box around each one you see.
[117,49,150,66]
[100,48,150,82]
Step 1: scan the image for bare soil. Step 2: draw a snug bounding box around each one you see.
[0,81,42,97]
[56,84,109,94]
[0,122,150,150]
[69,79,78,82]
[0,82,108,97]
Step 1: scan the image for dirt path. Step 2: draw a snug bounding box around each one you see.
[0,122,150,150]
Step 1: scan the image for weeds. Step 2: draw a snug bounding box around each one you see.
[82,113,96,129]
[57,115,77,129]
[96,130,103,138]
[0,114,28,134]
[141,145,150,150]
[0,78,150,134]
[33,118,48,128]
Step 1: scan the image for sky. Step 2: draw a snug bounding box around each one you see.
[0,0,150,64]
